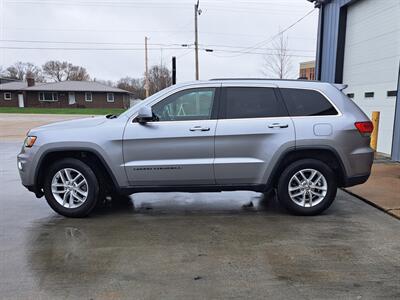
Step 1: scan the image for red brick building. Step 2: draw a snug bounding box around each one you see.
[299,60,316,80]
[0,80,131,108]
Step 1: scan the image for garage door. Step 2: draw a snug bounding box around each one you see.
[342,0,400,156]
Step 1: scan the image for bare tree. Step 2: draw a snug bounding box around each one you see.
[6,62,44,81]
[95,79,115,87]
[117,77,146,99]
[262,34,292,79]
[69,66,90,81]
[147,65,172,96]
[42,61,65,81]
[42,60,90,81]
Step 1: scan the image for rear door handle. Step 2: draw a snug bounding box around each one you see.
[268,123,289,128]
[190,126,210,132]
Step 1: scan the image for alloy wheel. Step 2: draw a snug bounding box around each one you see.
[288,168,328,207]
[51,168,89,209]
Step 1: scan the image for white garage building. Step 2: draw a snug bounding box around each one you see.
[312,0,400,160]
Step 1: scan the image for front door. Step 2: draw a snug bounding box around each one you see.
[123,87,219,186]
[68,92,76,105]
[214,84,295,185]
[18,94,24,108]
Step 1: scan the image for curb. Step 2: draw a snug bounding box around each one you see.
[342,188,400,220]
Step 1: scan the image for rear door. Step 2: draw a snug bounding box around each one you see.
[123,86,220,186]
[214,83,295,185]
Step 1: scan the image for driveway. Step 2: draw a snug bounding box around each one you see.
[0,113,91,141]
[1,141,399,299]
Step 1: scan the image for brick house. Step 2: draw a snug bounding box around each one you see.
[0,81,28,108]
[0,79,132,108]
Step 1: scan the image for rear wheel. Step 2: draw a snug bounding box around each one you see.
[43,158,99,218]
[277,159,337,215]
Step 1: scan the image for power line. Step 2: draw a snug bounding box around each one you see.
[219,8,317,58]
[0,40,316,53]
[209,49,314,58]
[0,39,184,46]
[199,43,315,53]
[0,45,314,58]
[0,46,186,51]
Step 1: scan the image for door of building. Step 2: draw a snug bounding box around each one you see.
[18,94,24,108]
[68,92,76,105]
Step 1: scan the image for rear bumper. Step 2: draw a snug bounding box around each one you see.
[342,173,370,188]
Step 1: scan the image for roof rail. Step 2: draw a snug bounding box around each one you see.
[209,78,321,83]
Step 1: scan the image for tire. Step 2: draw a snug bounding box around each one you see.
[43,158,99,218]
[277,159,337,216]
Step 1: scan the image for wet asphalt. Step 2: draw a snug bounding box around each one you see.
[1,141,400,300]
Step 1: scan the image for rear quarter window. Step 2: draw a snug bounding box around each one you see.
[280,88,338,116]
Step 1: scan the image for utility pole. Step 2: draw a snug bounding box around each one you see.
[144,36,149,98]
[194,0,200,80]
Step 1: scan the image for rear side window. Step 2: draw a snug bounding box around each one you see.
[222,87,287,119]
[280,88,338,116]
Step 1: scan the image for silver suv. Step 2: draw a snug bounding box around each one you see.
[18,79,374,217]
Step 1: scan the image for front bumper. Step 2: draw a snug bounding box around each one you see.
[23,184,44,198]
[17,144,41,196]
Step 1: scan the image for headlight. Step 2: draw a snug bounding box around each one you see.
[24,136,37,148]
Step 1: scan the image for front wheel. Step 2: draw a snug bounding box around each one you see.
[277,159,337,216]
[43,158,99,218]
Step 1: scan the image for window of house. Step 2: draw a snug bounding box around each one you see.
[347,93,355,99]
[280,88,338,116]
[387,90,397,97]
[39,92,58,101]
[85,92,92,102]
[222,87,287,119]
[107,93,114,102]
[3,92,11,100]
[364,92,374,98]
[152,88,215,121]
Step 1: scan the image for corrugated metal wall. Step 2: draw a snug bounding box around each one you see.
[316,0,400,161]
[317,0,353,82]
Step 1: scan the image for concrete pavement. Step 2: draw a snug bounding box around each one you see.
[0,113,92,141]
[1,141,400,299]
[347,162,400,218]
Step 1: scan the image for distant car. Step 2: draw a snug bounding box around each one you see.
[18,79,374,217]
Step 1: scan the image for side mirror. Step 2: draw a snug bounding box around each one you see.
[135,106,154,124]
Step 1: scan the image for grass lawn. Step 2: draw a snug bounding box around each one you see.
[0,107,126,115]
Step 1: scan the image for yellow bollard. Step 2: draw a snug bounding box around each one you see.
[370,111,380,151]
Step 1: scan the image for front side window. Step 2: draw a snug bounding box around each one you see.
[152,88,215,121]
[85,92,92,102]
[280,88,338,116]
[107,93,114,102]
[39,92,58,101]
[222,87,287,119]
[4,92,11,100]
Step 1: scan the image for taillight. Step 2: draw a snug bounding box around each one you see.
[354,121,373,137]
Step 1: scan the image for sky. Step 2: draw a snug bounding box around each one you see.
[0,0,319,83]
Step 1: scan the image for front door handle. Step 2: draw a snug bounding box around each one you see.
[268,123,289,128]
[190,126,210,132]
